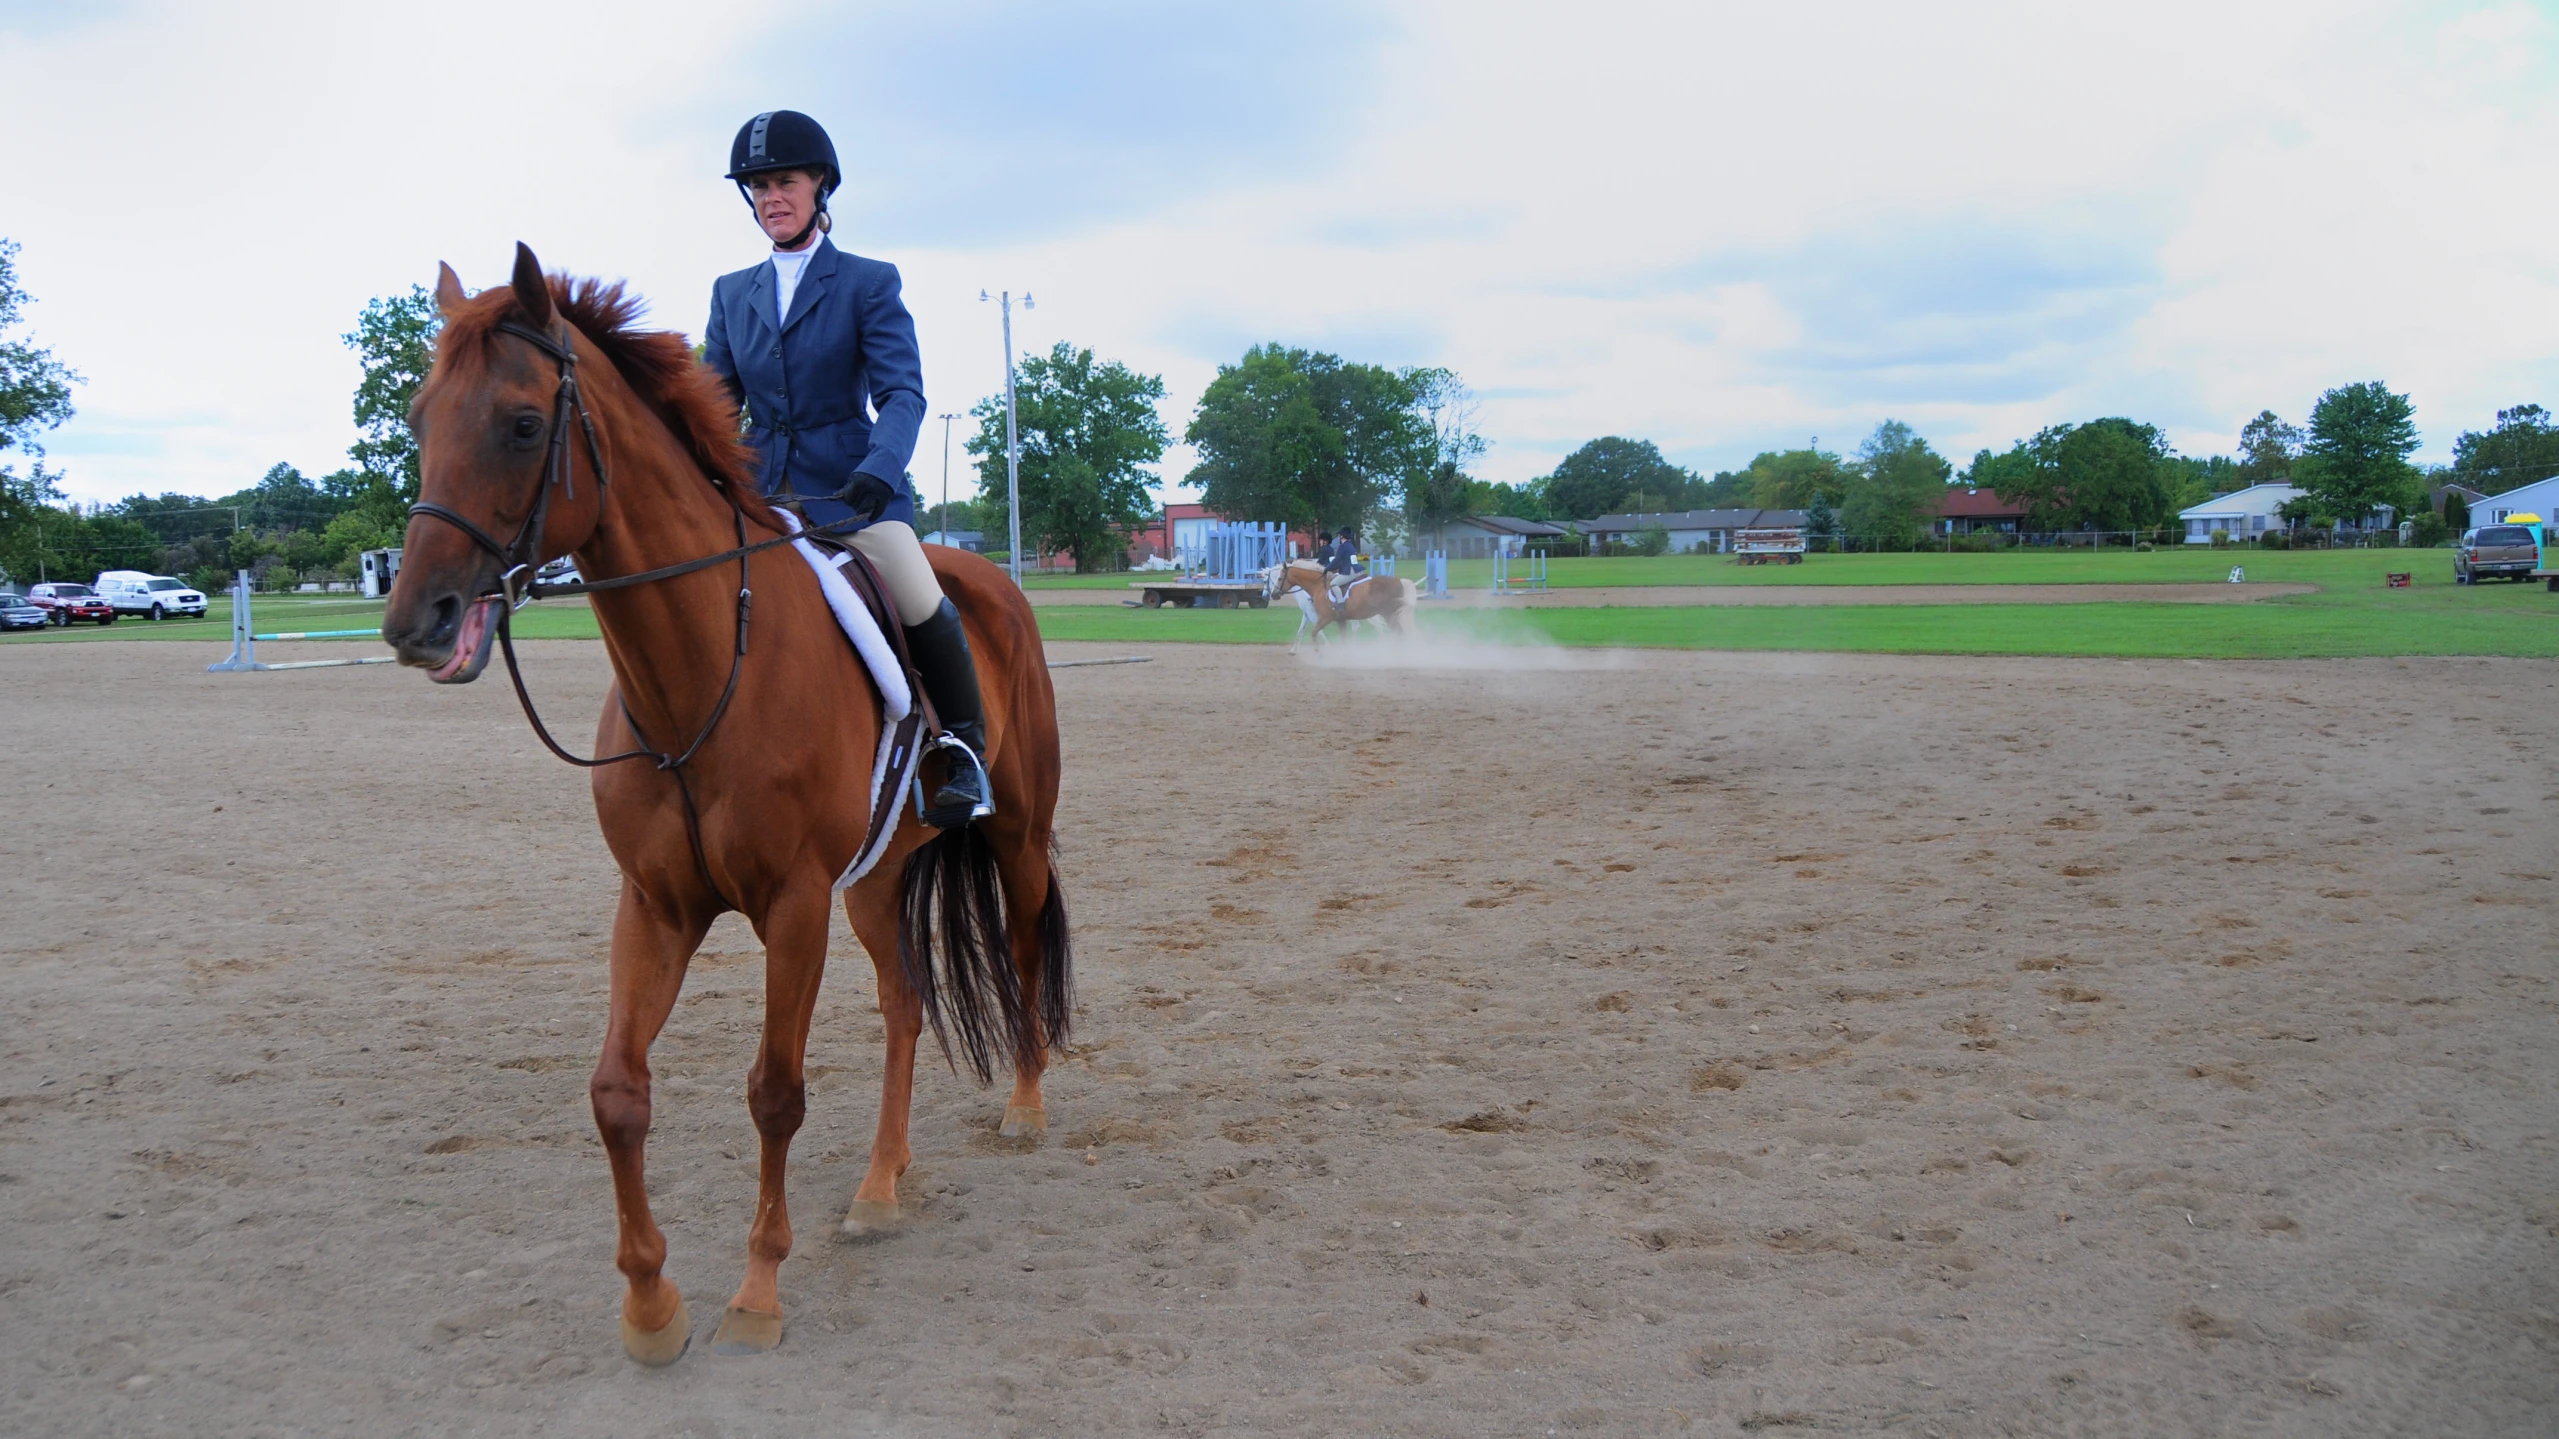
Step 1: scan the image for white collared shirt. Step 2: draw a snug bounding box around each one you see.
[771,238,819,318]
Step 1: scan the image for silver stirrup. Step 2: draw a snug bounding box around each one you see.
[913,732,995,824]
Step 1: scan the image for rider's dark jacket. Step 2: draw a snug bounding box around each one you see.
[702,238,923,532]
[1323,538,1358,575]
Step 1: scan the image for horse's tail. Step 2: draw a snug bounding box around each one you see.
[898,825,1040,1083]
[1032,847,1074,1054]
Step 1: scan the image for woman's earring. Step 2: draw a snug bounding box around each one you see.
[817,210,833,234]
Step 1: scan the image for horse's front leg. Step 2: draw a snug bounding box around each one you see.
[713,878,833,1355]
[591,880,711,1365]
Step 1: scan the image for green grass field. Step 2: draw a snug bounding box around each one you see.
[11,550,2550,659]
[1022,548,2486,592]
[1031,554,2558,659]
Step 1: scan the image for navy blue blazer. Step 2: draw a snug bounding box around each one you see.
[702,239,924,531]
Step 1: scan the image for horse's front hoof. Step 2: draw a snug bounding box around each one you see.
[620,1294,691,1366]
[710,1305,783,1356]
[1000,1105,1048,1139]
[840,1198,902,1238]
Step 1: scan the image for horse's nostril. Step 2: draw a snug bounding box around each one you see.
[427,594,460,646]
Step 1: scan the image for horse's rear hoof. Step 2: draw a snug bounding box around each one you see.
[840,1198,902,1237]
[1000,1105,1048,1139]
[710,1305,783,1356]
[621,1294,691,1366]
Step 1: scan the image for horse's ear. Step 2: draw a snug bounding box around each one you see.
[510,242,553,327]
[434,262,468,313]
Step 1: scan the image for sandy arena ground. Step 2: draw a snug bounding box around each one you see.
[1,637,2553,1438]
[1027,583,2320,608]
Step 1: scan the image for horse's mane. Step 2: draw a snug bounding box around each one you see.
[438,274,783,533]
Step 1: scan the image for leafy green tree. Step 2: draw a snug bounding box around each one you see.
[970,342,1171,572]
[1960,444,2035,496]
[1463,477,1549,520]
[1185,345,1432,534]
[1695,469,1753,507]
[1839,420,1952,546]
[1400,370,1492,532]
[2161,455,2242,511]
[2234,410,2301,488]
[0,238,82,583]
[2298,381,2418,525]
[344,285,439,508]
[1744,446,1848,510]
[1989,419,2174,533]
[0,239,78,463]
[1543,437,1697,520]
[2450,403,2559,494]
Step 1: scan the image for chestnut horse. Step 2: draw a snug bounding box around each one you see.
[382,245,1069,1365]
[1264,558,1419,651]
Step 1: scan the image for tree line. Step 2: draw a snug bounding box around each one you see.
[13,234,2550,592]
[955,335,2544,565]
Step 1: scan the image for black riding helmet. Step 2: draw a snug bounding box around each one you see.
[727,110,839,242]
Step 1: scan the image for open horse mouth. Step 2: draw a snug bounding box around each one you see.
[423,596,502,684]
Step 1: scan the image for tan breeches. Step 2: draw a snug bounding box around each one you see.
[846,521,947,627]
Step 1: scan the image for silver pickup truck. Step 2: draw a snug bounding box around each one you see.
[2455,525,2540,584]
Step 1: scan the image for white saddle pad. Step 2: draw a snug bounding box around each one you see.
[778,512,923,890]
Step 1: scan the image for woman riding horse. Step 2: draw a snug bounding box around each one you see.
[699,109,987,823]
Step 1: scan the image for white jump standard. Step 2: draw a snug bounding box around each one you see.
[206,570,398,673]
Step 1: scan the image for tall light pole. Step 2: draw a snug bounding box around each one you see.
[936,412,957,542]
[980,289,1032,583]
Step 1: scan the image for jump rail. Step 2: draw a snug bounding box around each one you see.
[208,571,396,672]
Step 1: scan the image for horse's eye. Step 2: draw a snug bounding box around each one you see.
[513,414,544,441]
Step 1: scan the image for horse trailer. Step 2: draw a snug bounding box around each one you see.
[359,548,403,600]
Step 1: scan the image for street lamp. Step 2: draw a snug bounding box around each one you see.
[936,412,957,544]
[979,289,1032,583]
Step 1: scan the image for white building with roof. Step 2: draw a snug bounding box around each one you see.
[2471,474,2559,527]
[2178,483,2397,543]
[2179,484,2298,543]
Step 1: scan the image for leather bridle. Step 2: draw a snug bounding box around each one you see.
[406,317,762,897]
[404,315,908,902]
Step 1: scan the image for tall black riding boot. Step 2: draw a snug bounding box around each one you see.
[905,598,992,827]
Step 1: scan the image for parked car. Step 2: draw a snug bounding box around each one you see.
[2455,525,2540,584]
[94,570,209,619]
[25,582,116,626]
[1,595,49,631]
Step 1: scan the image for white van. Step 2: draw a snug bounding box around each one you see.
[94,570,209,620]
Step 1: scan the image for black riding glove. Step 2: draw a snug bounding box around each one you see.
[837,473,897,525]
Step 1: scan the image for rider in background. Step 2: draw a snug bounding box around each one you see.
[1323,528,1364,601]
[700,109,989,824]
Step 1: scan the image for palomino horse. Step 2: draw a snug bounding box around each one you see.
[382,245,1069,1365]
[1264,558,1420,651]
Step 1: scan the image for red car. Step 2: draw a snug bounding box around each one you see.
[26,582,117,626]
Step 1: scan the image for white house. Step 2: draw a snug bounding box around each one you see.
[2472,474,2559,528]
[2180,483,2297,542]
[1408,515,1570,559]
[2178,483,2395,543]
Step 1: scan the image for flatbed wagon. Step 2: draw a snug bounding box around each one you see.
[1732,527,1807,565]
[1130,581,1272,609]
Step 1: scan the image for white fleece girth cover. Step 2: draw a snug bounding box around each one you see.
[777,512,921,890]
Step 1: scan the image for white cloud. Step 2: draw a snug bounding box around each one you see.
[6,0,2554,506]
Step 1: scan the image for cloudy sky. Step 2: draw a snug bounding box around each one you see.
[6,0,2556,506]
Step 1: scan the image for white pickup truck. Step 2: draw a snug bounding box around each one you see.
[94,570,209,620]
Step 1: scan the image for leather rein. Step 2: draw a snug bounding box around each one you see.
[404,317,869,896]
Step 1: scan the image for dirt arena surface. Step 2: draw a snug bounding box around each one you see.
[1026,582,2318,608]
[2,638,2553,1438]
